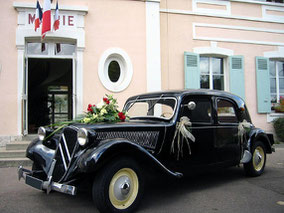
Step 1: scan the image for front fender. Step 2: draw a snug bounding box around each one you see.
[26,139,56,174]
[77,139,183,178]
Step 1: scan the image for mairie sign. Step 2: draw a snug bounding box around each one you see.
[28,12,75,27]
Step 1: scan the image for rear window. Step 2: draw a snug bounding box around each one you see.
[217,99,238,123]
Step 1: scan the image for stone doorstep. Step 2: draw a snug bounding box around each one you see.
[6,141,30,151]
[0,149,26,158]
[0,140,32,168]
[0,158,32,168]
[0,135,36,148]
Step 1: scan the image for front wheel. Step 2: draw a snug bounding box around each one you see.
[244,141,266,177]
[92,158,144,213]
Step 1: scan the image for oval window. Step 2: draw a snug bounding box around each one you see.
[108,61,121,83]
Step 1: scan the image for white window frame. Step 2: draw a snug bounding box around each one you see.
[193,42,233,92]
[98,48,133,93]
[270,60,284,103]
[264,47,284,121]
[25,41,76,58]
[200,56,226,90]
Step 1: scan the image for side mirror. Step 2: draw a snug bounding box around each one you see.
[187,101,196,110]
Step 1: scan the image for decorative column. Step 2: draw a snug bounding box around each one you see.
[146,0,161,92]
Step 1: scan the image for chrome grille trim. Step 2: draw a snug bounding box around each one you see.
[96,131,159,149]
[58,143,67,171]
[62,134,71,161]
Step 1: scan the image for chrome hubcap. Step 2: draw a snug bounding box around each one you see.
[253,146,265,172]
[120,182,130,196]
[113,176,132,201]
[254,150,262,166]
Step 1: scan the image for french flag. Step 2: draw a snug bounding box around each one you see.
[53,1,59,31]
[34,0,42,32]
[41,0,51,39]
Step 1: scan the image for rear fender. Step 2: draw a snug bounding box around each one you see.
[248,129,274,154]
[77,139,183,178]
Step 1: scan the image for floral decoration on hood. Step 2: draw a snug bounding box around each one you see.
[81,94,128,124]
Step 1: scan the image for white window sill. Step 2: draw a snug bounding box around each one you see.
[267,112,284,122]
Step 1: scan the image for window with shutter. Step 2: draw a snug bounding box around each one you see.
[200,56,224,90]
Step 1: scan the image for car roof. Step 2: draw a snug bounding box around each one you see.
[126,89,245,108]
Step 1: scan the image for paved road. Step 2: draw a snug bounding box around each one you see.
[0,145,283,213]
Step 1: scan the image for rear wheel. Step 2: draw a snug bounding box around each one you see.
[244,141,266,177]
[92,158,144,213]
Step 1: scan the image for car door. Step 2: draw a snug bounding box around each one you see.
[178,95,217,166]
[214,97,240,164]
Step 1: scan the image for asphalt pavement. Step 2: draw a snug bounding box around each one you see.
[0,144,283,213]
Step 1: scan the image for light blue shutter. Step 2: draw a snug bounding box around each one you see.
[229,56,245,100]
[256,57,271,113]
[184,52,200,89]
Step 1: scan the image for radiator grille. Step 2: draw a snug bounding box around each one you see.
[53,127,78,182]
[96,131,159,149]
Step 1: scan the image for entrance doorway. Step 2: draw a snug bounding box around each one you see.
[28,58,73,133]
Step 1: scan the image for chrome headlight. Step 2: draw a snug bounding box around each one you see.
[38,126,46,141]
[78,128,89,146]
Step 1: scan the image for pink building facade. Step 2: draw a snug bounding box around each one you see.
[0,0,283,146]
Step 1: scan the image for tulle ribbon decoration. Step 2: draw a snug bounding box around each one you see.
[171,116,195,160]
[238,119,252,146]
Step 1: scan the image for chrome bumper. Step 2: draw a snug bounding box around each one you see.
[18,164,76,196]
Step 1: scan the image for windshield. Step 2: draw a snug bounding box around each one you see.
[124,97,177,120]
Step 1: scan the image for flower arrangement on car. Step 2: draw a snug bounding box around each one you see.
[44,95,127,140]
[81,94,127,124]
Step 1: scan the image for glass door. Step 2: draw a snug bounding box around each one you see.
[47,86,72,125]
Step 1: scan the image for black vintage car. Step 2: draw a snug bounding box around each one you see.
[18,90,274,213]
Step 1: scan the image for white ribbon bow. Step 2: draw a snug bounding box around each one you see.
[238,119,251,145]
[171,116,195,160]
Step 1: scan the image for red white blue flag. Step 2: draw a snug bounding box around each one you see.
[41,0,51,40]
[53,1,59,31]
[34,0,42,32]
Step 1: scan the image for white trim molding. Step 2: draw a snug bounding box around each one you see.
[262,5,284,22]
[146,0,161,92]
[193,23,284,46]
[264,46,284,58]
[13,2,88,13]
[160,7,284,24]
[193,0,231,16]
[231,0,284,7]
[98,48,133,93]
[193,41,234,56]
[267,112,284,123]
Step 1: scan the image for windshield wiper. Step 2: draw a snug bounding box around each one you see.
[147,94,164,114]
[125,96,140,111]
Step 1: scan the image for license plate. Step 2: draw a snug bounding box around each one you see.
[25,175,43,190]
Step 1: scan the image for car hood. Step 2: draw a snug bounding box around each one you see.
[71,119,172,131]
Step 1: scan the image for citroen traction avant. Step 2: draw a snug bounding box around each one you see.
[18,89,274,213]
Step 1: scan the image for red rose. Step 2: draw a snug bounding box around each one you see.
[103,97,110,105]
[87,104,95,113]
[118,112,126,121]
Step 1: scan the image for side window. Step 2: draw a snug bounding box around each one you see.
[183,98,212,123]
[217,99,238,123]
